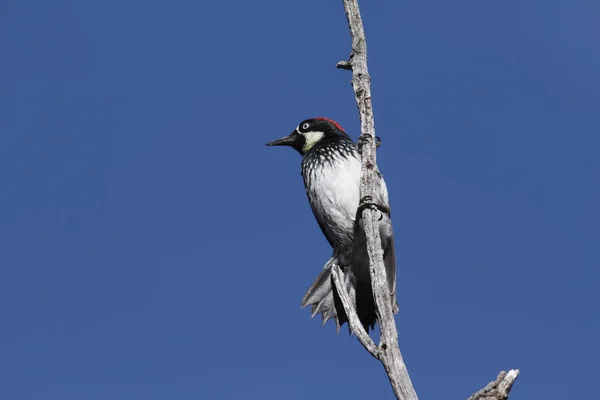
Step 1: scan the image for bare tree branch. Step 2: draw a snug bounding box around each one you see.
[334,1,417,399]
[332,1,520,400]
[468,370,520,400]
[331,265,379,357]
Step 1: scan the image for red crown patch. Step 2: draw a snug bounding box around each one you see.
[314,117,345,132]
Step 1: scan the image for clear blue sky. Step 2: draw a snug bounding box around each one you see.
[1,1,598,399]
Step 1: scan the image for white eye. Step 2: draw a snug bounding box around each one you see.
[302,123,310,130]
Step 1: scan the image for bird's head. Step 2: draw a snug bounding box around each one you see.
[266,117,351,155]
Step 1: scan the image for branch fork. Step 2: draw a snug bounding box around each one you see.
[329,1,519,400]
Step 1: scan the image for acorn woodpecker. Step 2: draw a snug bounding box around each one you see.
[266,117,397,332]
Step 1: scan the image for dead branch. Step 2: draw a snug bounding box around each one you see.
[468,370,520,400]
[334,0,417,399]
[332,1,520,400]
[331,264,379,357]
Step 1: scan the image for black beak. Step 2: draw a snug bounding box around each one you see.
[266,130,305,155]
[267,131,301,147]
[265,131,299,147]
[267,133,296,146]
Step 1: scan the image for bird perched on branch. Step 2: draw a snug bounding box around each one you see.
[266,117,397,333]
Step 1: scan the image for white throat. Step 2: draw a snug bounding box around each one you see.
[302,131,324,152]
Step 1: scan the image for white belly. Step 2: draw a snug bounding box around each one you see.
[305,156,362,247]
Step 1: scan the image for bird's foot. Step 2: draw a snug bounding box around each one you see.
[357,136,381,154]
[357,196,391,218]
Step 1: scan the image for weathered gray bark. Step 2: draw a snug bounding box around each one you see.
[468,370,520,400]
[332,1,520,400]
[334,1,418,399]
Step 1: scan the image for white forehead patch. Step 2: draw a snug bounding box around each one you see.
[302,130,324,152]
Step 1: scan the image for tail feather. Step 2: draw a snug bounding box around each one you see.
[301,259,351,331]
[310,293,330,317]
[302,225,398,333]
[301,265,333,308]
[303,258,377,332]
